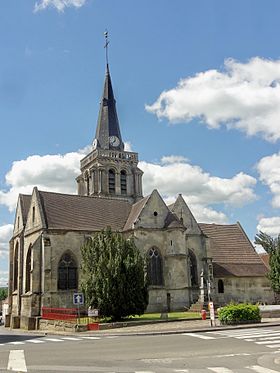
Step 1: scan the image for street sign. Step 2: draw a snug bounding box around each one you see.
[209,301,215,321]
[88,308,99,317]
[73,293,84,305]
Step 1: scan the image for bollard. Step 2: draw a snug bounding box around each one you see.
[201,309,207,320]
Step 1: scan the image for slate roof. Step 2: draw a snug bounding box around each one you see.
[38,190,131,231]
[164,211,185,229]
[199,223,267,277]
[20,194,32,225]
[94,65,124,151]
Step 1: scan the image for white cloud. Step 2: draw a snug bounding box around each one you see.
[257,151,280,208]
[140,157,257,211]
[257,216,280,237]
[0,148,88,211]
[146,57,280,142]
[0,224,13,258]
[0,145,256,225]
[34,0,86,12]
[0,271,8,287]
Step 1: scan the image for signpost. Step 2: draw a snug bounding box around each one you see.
[208,301,215,326]
[73,293,84,324]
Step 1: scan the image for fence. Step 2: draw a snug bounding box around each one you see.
[41,307,99,330]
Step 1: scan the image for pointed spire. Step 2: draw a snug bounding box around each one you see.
[93,32,124,151]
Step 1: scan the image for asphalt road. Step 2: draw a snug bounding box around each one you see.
[1,325,280,372]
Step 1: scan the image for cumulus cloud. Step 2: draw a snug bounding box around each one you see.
[34,0,86,12]
[140,157,257,211]
[146,57,280,142]
[257,151,280,208]
[0,271,8,287]
[257,216,280,237]
[0,224,13,257]
[0,145,256,226]
[0,148,88,211]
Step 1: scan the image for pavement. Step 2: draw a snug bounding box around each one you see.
[86,317,280,336]
[3,317,280,338]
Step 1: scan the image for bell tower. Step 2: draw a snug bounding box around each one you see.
[76,33,143,203]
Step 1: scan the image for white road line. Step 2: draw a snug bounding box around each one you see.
[256,340,280,344]
[26,339,45,344]
[183,333,215,339]
[135,371,155,373]
[236,333,280,339]
[7,349,27,372]
[254,334,280,340]
[8,341,25,345]
[81,336,101,340]
[60,337,82,341]
[267,344,280,348]
[208,368,234,372]
[174,370,189,372]
[246,366,280,372]
[44,338,64,342]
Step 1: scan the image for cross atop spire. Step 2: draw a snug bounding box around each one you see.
[92,32,124,152]
[104,30,109,68]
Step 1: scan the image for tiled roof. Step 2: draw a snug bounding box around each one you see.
[123,196,149,231]
[259,253,270,269]
[199,223,267,277]
[20,194,32,224]
[38,191,131,232]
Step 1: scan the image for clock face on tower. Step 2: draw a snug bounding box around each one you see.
[109,136,120,147]
[92,139,98,150]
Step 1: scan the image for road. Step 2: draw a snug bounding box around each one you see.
[0,325,280,372]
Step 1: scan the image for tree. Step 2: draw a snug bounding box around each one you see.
[0,288,8,301]
[81,228,148,321]
[255,231,280,294]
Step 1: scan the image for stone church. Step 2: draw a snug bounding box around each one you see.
[8,60,273,330]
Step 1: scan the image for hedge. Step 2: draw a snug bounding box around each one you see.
[217,303,261,325]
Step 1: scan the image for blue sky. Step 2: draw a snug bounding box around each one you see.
[1,0,280,285]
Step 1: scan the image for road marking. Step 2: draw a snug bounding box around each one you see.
[60,337,82,341]
[80,336,101,340]
[44,338,64,342]
[135,371,155,373]
[26,339,45,344]
[267,344,280,348]
[246,366,280,372]
[183,332,215,339]
[208,368,233,372]
[8,341,25,345]
[256,340,280,345]
[7,349,27,372]
[174,370,189,372]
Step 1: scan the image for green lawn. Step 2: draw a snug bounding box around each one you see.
[128,311,200,321]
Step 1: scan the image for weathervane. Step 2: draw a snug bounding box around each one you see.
[104,30,109,66]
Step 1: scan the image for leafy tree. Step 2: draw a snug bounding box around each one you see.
[0,288,8,301]
[81,228,148,321]
[255,231,280,294]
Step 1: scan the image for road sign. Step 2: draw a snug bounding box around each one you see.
[209,301,215,321]
[73,293,84,305]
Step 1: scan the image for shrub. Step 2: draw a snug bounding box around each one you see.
[218,303,261,325]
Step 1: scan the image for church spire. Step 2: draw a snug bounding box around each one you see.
[93,31,124,152]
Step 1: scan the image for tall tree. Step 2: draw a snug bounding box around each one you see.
[255,231,280,295]
[81,228,148,321]
[0,288,8,301]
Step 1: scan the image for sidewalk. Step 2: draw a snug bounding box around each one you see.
[83,317,280,337]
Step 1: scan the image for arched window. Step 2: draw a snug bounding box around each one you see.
[108,169,115,194]
[120,170,127,195]
[58,252,78,290]
[25,246,32,292]
[146,247,163,286]
[218,279,224,294]
[13,243,19,291]
[189,250,198,286]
